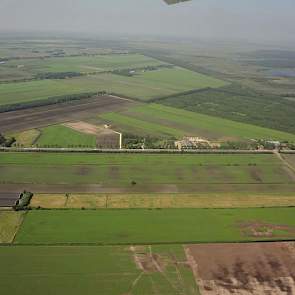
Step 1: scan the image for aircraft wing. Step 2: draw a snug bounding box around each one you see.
[163,0,191,5]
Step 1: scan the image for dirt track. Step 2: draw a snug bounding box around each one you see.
[186,242,295,295]
[0,95,135,133]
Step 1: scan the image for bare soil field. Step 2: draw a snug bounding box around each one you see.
[186,242,295,295]
[0,193,19,207]
[0,95,136,133]
[64,121,121,148]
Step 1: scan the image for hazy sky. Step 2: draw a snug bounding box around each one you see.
[0,0,295,44]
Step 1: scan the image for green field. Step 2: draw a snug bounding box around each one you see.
[3,54,166,75]
[36,125,96,148]
[100,104,295,141]
[0,244,198,295]
[0,67,227,106]
[14,208,295,244]
[0,211,24,243]
[159,84,295,135]
[0,153,293,193]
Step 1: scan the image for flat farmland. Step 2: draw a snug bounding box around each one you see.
[0,192,19,207]
[100,104,295,141]
[30,192,295,209]
[0,211,24,243]
[0,244,198,295]
[186,242,295,294]
[36,125,96,148]
[2,54,167,76]
[0,67,227,106]
[0,79,93,106]
[0,95,135,133]
[0,153,294,194]
[10,129,40,147]
[282,154,295,169]
[14,208,295,244]
[81,68,227,101]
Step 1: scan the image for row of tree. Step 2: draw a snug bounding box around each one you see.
[0,92,105,113]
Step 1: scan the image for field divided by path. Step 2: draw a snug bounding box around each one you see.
[100,104,295,141]
[0,244,198,295]
[14,208,295,244]
[0,95,135,133]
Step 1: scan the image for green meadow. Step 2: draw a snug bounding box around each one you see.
[100,104,295,141]
[0,153,292,188]
[0,244,198,295]
[36,125,96,148]
[0,67,227,106]
[3,54,166,74]
[14,208,295,244]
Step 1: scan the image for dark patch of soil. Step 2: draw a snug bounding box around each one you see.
[249,167,263,182]
[75,166,91,176]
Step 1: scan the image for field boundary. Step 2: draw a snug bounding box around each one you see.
[9,238,295,247]
[0,147,275,154]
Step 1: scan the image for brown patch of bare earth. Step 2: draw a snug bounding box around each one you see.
[186,242,295,295]
[64,121,121,148]
[130,246,165,273]
[239,221,295,238]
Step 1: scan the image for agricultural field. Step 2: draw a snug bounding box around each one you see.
[0,153,294,194]
[0,244,198,295]
[0,54,166,78]
[186,242,295,294]
[0,67,227,106]
[10,129,40,147]
[35,125,97,148]
[0,192,20,207]
[282,154,295,170]
[13,123,121,148]
[99,104,295,141]
[0,95,135,133]
[159,84,295,135]
[30,192,295,209]
[1,39,295,295]
[14,208,295,244]
[0,211,24,243]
